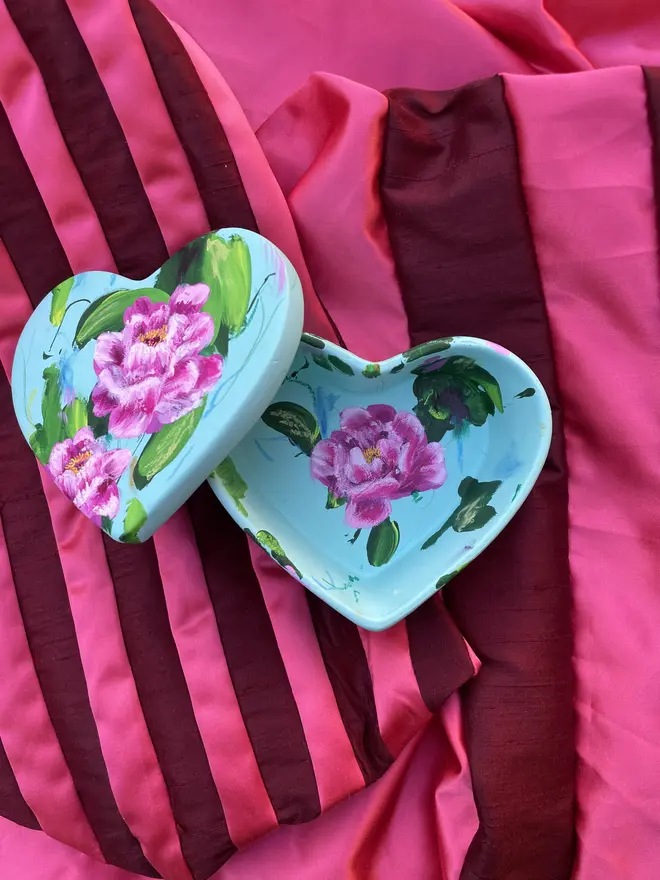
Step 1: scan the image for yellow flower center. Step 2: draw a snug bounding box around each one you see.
[138,325,168,346]
[363,446,381,464]
[65,450,93,474]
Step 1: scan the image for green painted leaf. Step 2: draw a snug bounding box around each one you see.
[367,518,400,567]
[212,457,248,517]
[255,530,302,578]
[301,332,326,349]
[261,401,321,455]
[312,353,333,371]
[403,338,453,362]
[119,498,148,544]
[326,489,347,509]
[348,528,362,545]
[421,477,502,549]
[173,234,251,356]
[87,396,110,439]
[101,515,113,536]
[390,362,406,374]
[74,288,170,348]
[41,365,65,452]
[328,355,354,375]
[155,239,204,294]
[515,387,536,399]
[29,424,49,465]
[363,363,381,378]
[49,277,75,327]
[63,398,87,438]
[134,400,206,489]
[436,571,458,590]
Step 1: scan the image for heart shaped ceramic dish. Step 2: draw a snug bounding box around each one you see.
[209,334,551,630]
[11,229,303,542]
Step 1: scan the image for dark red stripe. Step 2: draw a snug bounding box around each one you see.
[188,483,321,824]
[0,104,72,304]
[643,68,660,268]
[405,597,476,714]
[380,77,575,880]
[305,595,393,785]
[5,0,168,280]
[129,0,257,234]
[0,737,39,830]
[0,369,157,876]
[103,536,235,879]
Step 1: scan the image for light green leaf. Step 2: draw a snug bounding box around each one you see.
[255,530,302,578]
[422,477,502,549]
[49,277,75,327]
[367,517,400,567]
[155,239,204,294]
[29,424,49,465]
[261,401,321,455]
[328,355,354,375]
[119,498,148,544]
[212,457,248,517]
[312,353,333,371]
[363,363,381,378]
[64,398,87,438]
[41,365,65,452]
[134,401,206,489]
[326,489,346,509]
[301,332,326,349]
[515,387,536,399]
[74,288,170,348]
[403,338,453,362]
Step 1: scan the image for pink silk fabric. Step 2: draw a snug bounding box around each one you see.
[2,1,660,878]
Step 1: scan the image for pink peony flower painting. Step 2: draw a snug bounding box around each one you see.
[91,283,224,438]
[48,427,132,521]
[310,404,447,528]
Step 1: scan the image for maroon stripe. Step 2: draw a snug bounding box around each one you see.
[0,104,72,304]
[5,0,168,279]
[188,483,321,824]
[103,536,235,879]
[0,737,39,830]
[305,595,393,785]
[128,0,257,233]
[0,370,157,876]
[405,597,476,714]
[380,77,575,880]
[644,68,660,265]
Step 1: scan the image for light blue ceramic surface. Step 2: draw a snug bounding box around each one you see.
[209,335,551,630]
[11,228,303,543]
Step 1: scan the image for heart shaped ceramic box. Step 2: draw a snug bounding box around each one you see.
[12,228,550,629]
[208,334,551,629]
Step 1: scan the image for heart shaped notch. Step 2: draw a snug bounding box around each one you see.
[209,334,551,630]
[12,228,303,543]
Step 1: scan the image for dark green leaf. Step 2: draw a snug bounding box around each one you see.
[328,355,354,375]
[255,530,303,579]
[87,396,110,439]
[515,387,536,399]
[362,363,381,378]
[436,571,459,590]
[212,457,248,517]
[29,424,49,465]
[312,353,333,371]
[49,277,75,327]
[348,528,361,545]
[261,401,321,455]
[390,362,406,374]
[422,477,502,549]
[326,489,346,509]
[119,498,148,543]
[101,516,113,536]
[301,332,326,349]
[403,338,453,362]
[155,239,204,294]
[367,518,400,567]
[74,288,170,348]
[134,401,206,489]
[41,365,65,451]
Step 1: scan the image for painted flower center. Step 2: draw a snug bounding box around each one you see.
[138,325,168,347]
[363,446,381,464]
[65,450,93,474]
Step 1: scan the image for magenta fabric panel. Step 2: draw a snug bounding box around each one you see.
[506,65,660,880]
[379,76,575,879]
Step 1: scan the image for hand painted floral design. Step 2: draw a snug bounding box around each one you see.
[310,404,447,528]
[91,283,223,438]
[48,427,131,520]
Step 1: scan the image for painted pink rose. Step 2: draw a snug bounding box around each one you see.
[91,283,223,438]
[310,404,447,528]
[48,427,131,520]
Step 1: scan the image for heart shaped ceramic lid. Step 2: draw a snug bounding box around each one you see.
[11,229,303,542]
